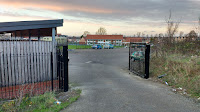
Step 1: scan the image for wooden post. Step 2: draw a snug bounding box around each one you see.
[20,31,23,40]
[52,27,56,85]
[14,31,16,40]
[38,29,40,41]
[29,30,31,41]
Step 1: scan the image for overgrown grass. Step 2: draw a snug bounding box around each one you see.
[150,41,200,98]
[0,89,81,112]
[68,45,91,49]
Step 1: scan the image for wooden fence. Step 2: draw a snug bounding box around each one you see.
[0,41,57,87]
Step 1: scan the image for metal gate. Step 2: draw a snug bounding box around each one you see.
[129,43,150,79]
[56,45,69,92]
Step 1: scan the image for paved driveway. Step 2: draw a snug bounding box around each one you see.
[62,48,199,112]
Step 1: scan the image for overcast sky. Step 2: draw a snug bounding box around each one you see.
[0,0,199,36]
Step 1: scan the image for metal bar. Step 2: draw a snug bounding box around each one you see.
[51,52,53,91]
[63,45,68,92]
[145,45,150,79]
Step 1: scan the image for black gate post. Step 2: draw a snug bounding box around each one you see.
[145,45,150,79]
[63,46,68,92]
[51,52,54,91]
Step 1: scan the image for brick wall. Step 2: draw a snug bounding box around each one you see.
[0,80,59,99]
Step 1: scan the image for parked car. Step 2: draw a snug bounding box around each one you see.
[124,46,128,48]
[103,44,114,49]
[131,51,145,61]
[92,44,102,49]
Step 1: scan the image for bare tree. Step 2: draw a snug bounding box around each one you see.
[141,33,145,37]
[83,31,90,37]
[137,32,141,37]
[96,27,107,35]
[165,10,181,43]
[155,34,158,37]
[159,33,164,37]
[179,31,184,37]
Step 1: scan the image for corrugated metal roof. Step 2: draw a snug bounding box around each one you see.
[0,19,63,33]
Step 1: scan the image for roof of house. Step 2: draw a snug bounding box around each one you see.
[124,37,143,42]
[86,35,123,40]
[0,19,63,33]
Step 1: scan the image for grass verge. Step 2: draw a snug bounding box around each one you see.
[68,45,91,49]
[150,41,200,99]
[0,89,81,112]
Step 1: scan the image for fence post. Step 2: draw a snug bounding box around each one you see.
[63,45,68,92]
[145,45,150,79]
[51,52,54,91]
[57,49,61,89]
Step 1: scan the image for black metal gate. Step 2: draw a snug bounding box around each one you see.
[129,43,150,79]
[56,45,69,92]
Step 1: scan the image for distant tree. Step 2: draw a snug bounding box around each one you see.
[96,27,107,35]
[165,10,181,43]
[83,31,90,37]
[159,33,164,37]
[141,33,145,37]
[179,31,184,37]
[186,30,197,41]
[137,32,141,37]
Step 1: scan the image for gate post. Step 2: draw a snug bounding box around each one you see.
[51,52,54,91]
[63,46,69,92]
[145,45,150,79]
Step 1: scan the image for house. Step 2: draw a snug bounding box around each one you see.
[86,35,123,46]
[41,36,67,42]
[68,36,81,43]
[79,37,86,45]
[123,37,143,46]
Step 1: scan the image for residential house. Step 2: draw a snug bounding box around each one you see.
[123,37,143,46]
[86,35,123,46]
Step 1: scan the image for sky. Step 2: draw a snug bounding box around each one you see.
[0,0,200,36]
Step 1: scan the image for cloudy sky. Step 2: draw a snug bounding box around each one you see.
[0,0,199,36]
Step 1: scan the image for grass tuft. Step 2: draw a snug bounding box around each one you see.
[0,89,81,112]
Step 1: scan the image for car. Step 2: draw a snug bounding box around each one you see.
[131,51,145,61]
[92,44,102,49]
[103,44,114,49]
